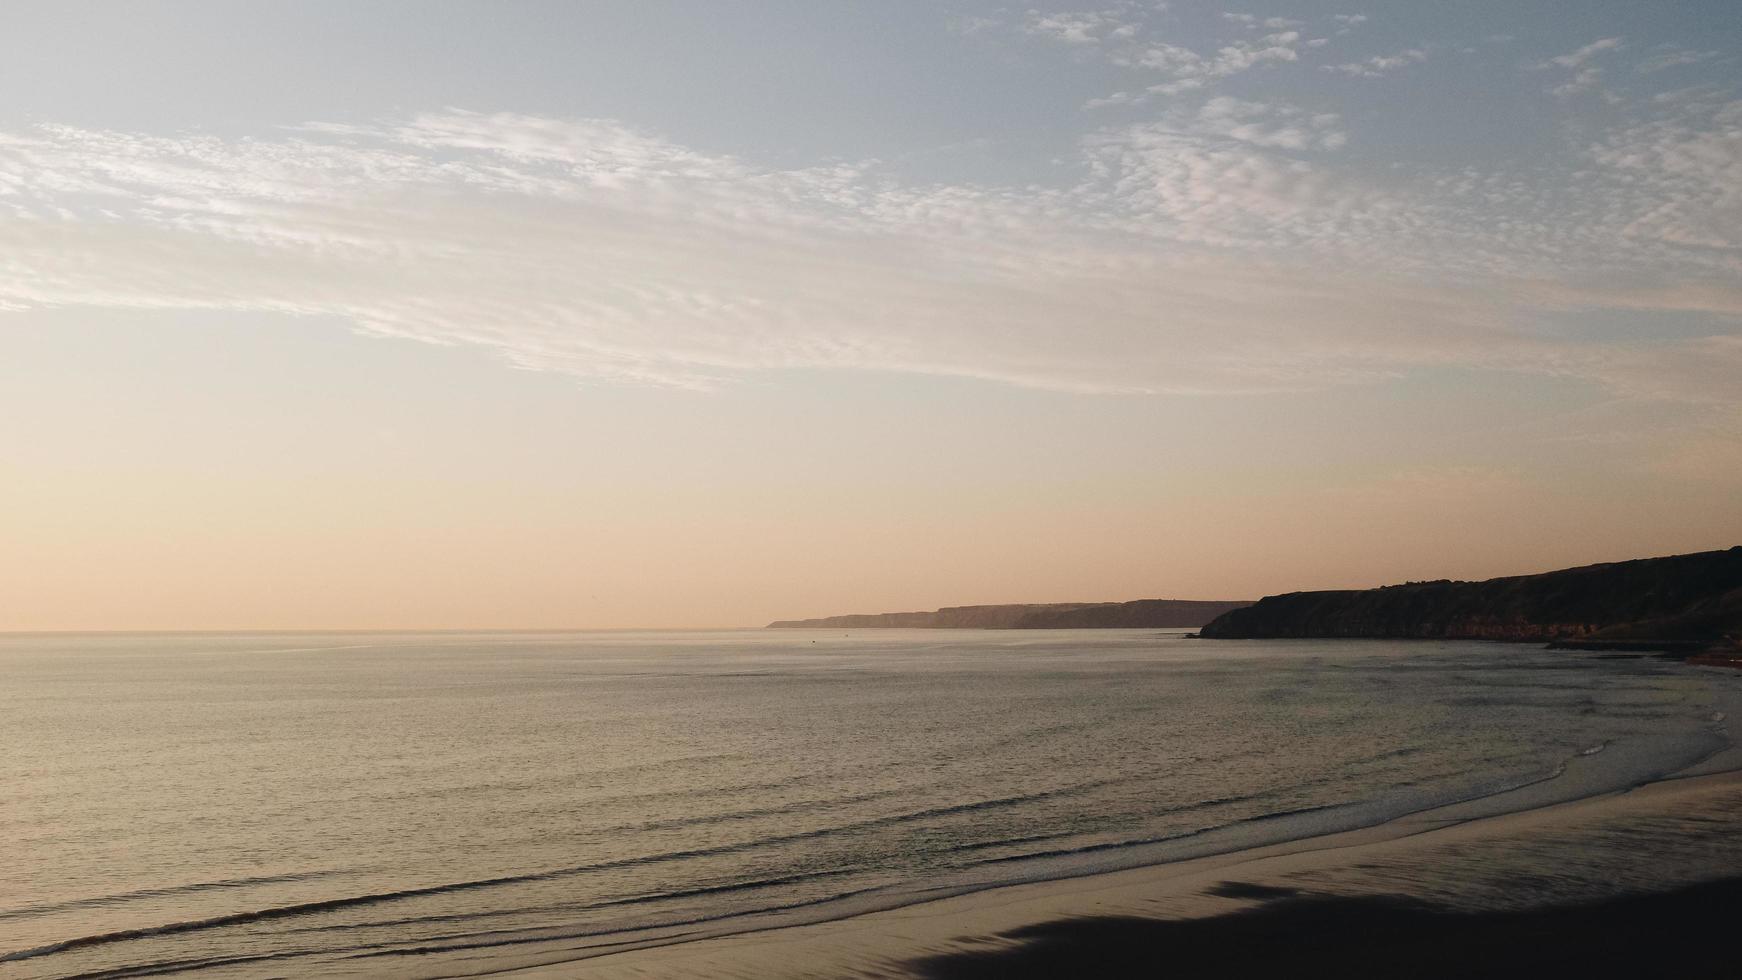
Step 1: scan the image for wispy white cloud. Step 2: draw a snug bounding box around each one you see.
[1587,98,1742,252]
[1188,97,1346,150]
[0,109,1737,403]
[1101,31,1303,102]
[1022,10,1126,45]
[1223,13,1301,31]
[992,3,1162,46]
[968,5,1319,108]
[1532,37,1625,100]
[1331,13,1367,36]
[1635,48,1719,75]
[1324,47,1428,78]
[1544,37,1624,70]
[1550,67,1606,99]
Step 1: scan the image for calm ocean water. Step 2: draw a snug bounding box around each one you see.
[3,630,1738,978]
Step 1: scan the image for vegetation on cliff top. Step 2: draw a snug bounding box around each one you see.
[1198,547,1742,648]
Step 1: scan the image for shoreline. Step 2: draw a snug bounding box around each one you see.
[482,762,1742,979]
[7,638,1738,978]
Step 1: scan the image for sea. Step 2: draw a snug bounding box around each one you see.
[4,629,1739,979]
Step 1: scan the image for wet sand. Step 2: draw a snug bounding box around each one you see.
[498,767,1742,979]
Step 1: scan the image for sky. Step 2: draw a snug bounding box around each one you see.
[1,1,1739,630]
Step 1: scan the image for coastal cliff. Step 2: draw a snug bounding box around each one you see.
[1198,547,1742,648]
[768,599,1252,630]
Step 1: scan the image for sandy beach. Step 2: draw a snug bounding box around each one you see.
[496,763,1742,979]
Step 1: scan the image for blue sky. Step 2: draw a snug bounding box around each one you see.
[1,2,1738,627]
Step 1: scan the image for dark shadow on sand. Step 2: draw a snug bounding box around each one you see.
[908,877,1742,979]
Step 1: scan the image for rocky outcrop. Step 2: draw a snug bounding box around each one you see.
[1198,547,1742,649]
[768,599,1253,630]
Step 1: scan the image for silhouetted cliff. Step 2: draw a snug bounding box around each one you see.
[1198,547,1742,649]
[1015,599,1254,628]
[768,599,1252,630]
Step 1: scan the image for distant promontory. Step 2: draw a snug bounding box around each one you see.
[1198,546,1742,652]
[767,598,1253,630]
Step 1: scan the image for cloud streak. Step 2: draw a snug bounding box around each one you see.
[1546,37,1624,70]
[1324,47,1428,78]
[1,108,1738,402]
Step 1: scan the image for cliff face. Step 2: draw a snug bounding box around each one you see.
[768,599,1253,630]
[1198,547,1742,646]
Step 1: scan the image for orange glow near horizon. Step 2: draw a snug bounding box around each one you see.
[3,310,1736,632]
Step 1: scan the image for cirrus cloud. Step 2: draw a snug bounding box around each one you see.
[0,109,1738,404]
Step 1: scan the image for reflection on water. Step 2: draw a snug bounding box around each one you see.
[2,630,1736,978]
